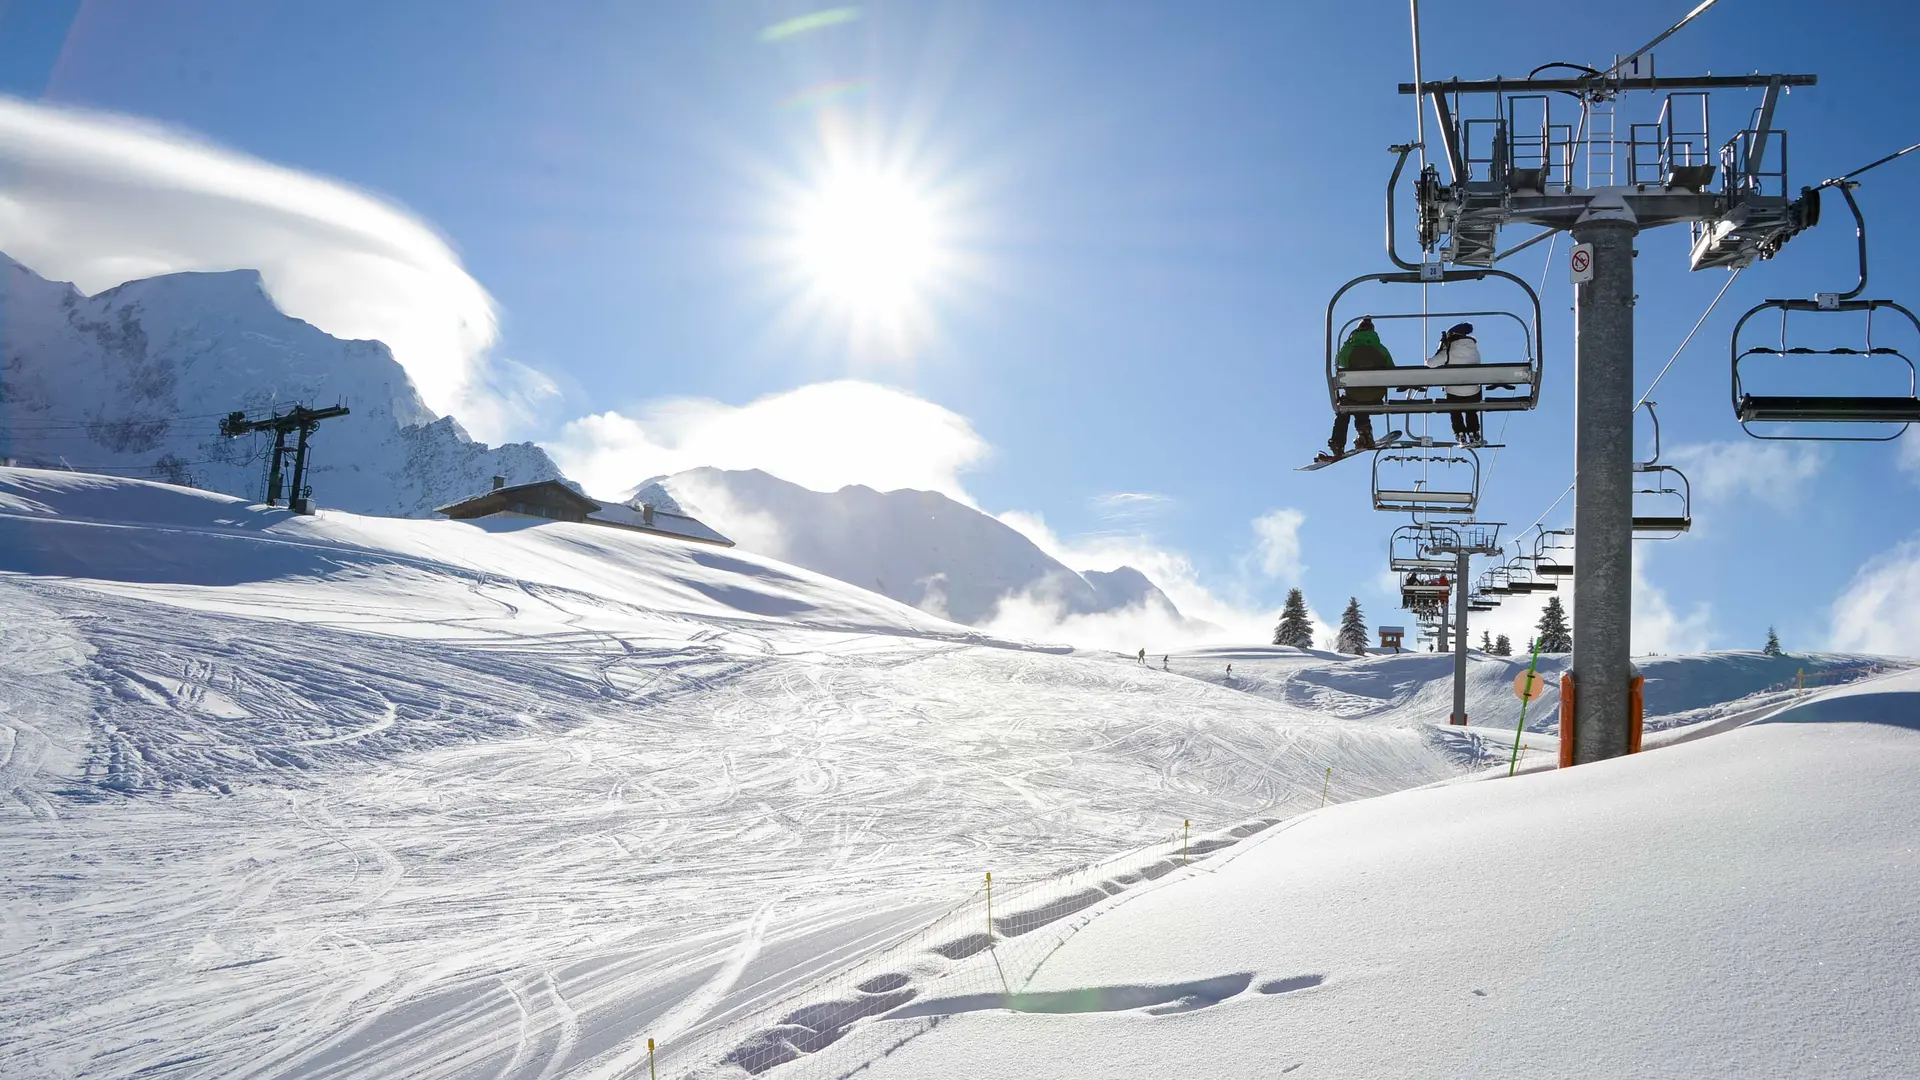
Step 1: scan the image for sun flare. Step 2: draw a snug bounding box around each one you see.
[791,168,946,330]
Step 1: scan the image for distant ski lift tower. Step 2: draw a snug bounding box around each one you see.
[220,404,351,514]
[1426,522,1504,726]
[1398,45,1817,764]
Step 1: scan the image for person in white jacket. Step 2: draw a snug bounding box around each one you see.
[1426,321,1483,445]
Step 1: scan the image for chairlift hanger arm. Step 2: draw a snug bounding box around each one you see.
[1385,143,1422,271]
[1397,74,1815,95]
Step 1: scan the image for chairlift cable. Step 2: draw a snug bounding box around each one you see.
[1507,267,1738,551]
[1637,266,1743,407]
[1611,0,1722,79]
[1824,140,1920,187]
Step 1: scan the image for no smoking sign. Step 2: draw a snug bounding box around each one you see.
[1570,242,1596,283]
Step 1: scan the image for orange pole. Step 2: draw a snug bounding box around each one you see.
[1628,675,1645,754]
[1558,673,1577,768]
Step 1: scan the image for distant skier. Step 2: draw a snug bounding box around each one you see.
[1137,647,1147,665]
[1319,317,1397,461]
[1162,655,1169,671]
[1426,321,1483,445]
[1226,663,1233,677]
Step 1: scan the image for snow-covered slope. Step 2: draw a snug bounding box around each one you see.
[791,670,1920,1080]
[5,467,1904,1080]
[635,467,1196,628]
[0,467,1461,1080]
[0,253,562,516]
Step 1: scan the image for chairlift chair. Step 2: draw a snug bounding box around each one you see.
[1372,447,1482,515]
[1326,269,1545,418]
[1533,528,1574,576]
[1388,523,1460,573]
[1729,183,1920,440]
[1633,467,1694,538]
[1633,401,1693,538]
[1503,561,1548,593]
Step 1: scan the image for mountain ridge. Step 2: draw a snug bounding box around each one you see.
[634,466,1201,629]
[0,252,563,517]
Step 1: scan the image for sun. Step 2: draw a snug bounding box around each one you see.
[789,167,947,335]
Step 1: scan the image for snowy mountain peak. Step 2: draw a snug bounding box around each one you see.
[0,251,562,517]
[638,466,1199,630]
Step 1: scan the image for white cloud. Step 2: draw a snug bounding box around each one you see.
[548,381,990,501]
[1088,492,1171,524]
[993,507,1321,649]
[1665,440,1826,511]
[1828,536,1920,655]
[1251,508,1307,580]
[1631,557,1713,655]
[0,97,536,440]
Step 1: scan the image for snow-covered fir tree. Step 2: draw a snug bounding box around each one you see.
[1337,597,1369,656]
[1493,633,1513,657]
[1273,588,1314,648]
[1764,626,1783,656]
[1536,596,1572,652]
[1480,630,1493,652]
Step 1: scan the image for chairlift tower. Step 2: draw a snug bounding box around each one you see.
[220,404,351,514]
[1397,47,1818,764]
[1426,522,1503,726]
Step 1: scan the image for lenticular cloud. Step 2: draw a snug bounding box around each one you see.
[0,97,516,438]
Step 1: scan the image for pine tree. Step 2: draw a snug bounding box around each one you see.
[1480,630,1493,652]
[1493,633,1513,657]
[1536,596,1573,652]
[1337,597,1369,656]
[1763,626,1783,657]
[1273,588,1314,648]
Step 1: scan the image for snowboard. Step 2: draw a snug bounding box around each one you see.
[1297,431,1402,471]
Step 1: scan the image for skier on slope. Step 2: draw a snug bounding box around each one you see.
[1137,647,1147,665]
[1319,317,1397,461]
[1426,321,1483,446]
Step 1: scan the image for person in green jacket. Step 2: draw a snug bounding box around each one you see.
[1321,317,1396,460]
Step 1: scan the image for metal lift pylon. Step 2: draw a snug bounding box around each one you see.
[1398,0,1819,763]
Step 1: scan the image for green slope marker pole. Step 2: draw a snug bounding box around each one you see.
[1509,640,1545,778]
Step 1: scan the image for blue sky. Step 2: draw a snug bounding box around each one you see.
[4,0,1920,652]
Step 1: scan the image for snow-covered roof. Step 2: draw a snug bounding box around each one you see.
[587,500,733,547]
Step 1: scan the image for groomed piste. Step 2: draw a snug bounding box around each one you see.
[1,467,1911,1080]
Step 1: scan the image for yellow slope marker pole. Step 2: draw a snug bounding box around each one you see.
[1508,639,1545,777]
[985,872,992,942]
[1320,766,1331,807]
[1183,819,1189,864]
[648,1038,656,1080]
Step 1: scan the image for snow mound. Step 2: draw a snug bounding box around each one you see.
[794,680,1920,1079]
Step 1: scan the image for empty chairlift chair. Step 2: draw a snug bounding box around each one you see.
[1372,447,1482,516]
[1729,184,1920,439]
[1326,267,1545,421]
[1514,554,1558,592]
[1632,401,1693,538]
[1532,528,1574,577]
[1632,467,1693,538]
[1388,523,1460,573]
